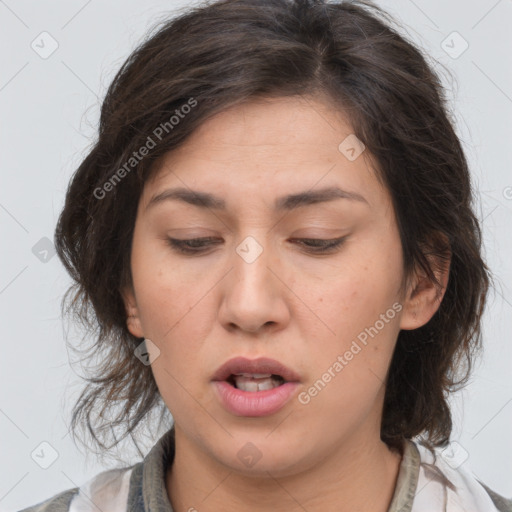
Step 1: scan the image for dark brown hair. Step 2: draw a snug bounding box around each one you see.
[55,0,490,458]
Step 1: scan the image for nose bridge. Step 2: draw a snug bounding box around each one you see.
[219,232,289,332]
[235,234,266,266]
[232,234,274,294]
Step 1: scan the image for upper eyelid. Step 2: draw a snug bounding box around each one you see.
[166,236,347,251]
[167,236,345,242]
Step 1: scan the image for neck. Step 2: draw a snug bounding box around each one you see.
[166,424,403,512]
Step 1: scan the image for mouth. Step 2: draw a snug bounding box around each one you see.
[212,356,301,387]
[225,373,286,392]
[211,357,301,417]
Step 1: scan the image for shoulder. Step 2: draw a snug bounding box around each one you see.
[410,440,512,512]
[18,464,141,512]
[478,481,512,512]
[18,427,175,512]
[18,487,79,512]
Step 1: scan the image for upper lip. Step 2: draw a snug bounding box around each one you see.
[212,356,301,382]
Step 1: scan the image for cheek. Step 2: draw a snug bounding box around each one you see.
[303,281,400,384]
[299,259,401,341]
[135,275,215,416]
[136,276,212,351]
[131,253,216,372]
[296,290,400,432]
[130,235,189,334]
[294,248,402,390]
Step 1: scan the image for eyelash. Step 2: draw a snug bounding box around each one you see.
[166,236,347,255]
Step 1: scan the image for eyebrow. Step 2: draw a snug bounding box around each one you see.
[145,186,369,212]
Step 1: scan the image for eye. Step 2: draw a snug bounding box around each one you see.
[289,237,347,253]
[166,236,347,255]
[166,237,222,255]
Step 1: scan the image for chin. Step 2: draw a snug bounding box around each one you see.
[207,434,312,478]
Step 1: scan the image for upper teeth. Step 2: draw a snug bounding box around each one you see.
[232,374,283,392]
[235,373,272,378]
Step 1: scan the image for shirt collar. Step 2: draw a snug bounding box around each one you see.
[142,425,176,512]
[387,439,421,512]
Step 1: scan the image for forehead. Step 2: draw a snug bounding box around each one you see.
[186,95,348,148]
[141,95,387,212]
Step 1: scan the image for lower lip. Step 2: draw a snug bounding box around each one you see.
[212,380,299,417]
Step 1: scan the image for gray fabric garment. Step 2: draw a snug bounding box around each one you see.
[17,488,79,512]
[18,427,512,512]
[479,482,512,512]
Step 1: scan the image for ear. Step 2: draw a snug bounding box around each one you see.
[399,237,451,331]
[120,285,145,339]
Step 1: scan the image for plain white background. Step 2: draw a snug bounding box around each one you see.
[1,0,511,510]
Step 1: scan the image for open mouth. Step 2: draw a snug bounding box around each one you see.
[226,373,286,392]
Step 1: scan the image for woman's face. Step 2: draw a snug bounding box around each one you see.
[123,95,435,476]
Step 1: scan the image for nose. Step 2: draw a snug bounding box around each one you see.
[217,236,291,335]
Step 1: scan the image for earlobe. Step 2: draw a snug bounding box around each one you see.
[399,244,451,331]
[120,286,145,339]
